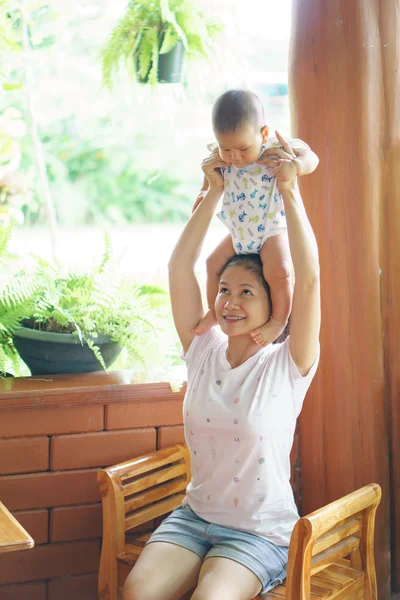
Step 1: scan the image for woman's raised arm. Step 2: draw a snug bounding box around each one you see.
[275,135,321,375]
[168,151,226,352]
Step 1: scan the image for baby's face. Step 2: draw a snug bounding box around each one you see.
[215,123,267,168]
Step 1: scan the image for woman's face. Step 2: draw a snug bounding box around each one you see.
[215,265,271,337]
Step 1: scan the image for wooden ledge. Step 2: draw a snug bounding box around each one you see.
[0,371,186,410]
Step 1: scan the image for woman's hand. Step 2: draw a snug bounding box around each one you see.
[201,148,228,190]
[257,130,298,191]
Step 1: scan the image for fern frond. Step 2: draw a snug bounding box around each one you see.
[138,27,156,80]
[85,338,107,371]
[97,229,112,274]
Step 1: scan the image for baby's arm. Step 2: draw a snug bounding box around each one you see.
[291,141,319,176]
[258,133,319,181]
[251,233,293,347]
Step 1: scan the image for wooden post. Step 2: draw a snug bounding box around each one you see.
[379,1,400,594]
[289,1,392,597]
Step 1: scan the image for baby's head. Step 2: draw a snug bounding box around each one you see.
[212,89,269,168]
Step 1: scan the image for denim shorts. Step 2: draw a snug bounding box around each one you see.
[146,504,288,595]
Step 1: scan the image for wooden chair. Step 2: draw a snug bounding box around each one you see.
[97,444,381,600]
[0,501,34,554]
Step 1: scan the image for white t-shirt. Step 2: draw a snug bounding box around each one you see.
[182,328,319,546]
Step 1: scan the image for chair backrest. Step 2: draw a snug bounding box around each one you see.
[98,444,191,554]
[285,483,382,600]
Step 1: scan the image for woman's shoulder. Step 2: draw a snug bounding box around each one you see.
[182,328,226,364]
[263,336,319,385]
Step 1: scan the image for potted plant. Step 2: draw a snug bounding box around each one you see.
[4,231,169,376]
[0,225,39,376]
[101,0,221,87]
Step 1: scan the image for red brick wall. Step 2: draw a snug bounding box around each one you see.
[0,374,300,599]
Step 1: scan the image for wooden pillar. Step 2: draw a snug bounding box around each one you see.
[380,2,400,593]
[289,1,392,597]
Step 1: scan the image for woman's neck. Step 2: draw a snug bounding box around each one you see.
[225,335,264,368]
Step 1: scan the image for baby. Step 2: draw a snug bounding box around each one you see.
[193,89,319,345]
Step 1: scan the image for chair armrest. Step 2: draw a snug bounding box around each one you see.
[302,483,381,540]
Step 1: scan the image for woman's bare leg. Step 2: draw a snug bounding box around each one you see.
[123,541,202,600]
[190,556,262,600]
[192,234,235,334]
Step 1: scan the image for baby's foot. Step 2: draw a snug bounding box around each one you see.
[192,310,218,335]
[250,319,286,348]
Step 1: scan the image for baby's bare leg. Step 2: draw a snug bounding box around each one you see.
[251,232,293,346]
[192,234,235,334]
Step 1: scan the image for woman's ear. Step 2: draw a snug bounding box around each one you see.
[261,125,269,142]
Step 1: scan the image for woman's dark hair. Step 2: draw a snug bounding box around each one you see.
[219,253,289,343]
[219,253,271,307]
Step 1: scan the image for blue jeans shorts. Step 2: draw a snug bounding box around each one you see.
[146,504,288,595]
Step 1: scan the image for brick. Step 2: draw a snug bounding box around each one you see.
[0,539,100,585]
[106,398,183,430]
[0,405,104,438]
[0,437,49,475]
[12,509,48,544]
[157,425,185,449]
[50,428,156,470]
[48,573,98,600]
[50,503,102,542]
[0,469,100,510]
[0,581,47,600]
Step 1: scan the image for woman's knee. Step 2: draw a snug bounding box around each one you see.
[191,583,232,600]
[123,579,159,600]
[191,590,225,600]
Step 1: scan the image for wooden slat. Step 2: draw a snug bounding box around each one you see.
[324,562,364,581]
[313,516,361,555]
[124,493,184,531]
[308,583,334,598]
[336,558,351,567]
[265,585,286,597]
[107,445,188,480]
[319,565,355,585]
[125,533,151,547]
[311,536,360,576]
[311,575,343,593]
[125,477,187,514]
[123,463,188,498]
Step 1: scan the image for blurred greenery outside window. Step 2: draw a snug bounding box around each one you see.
[0,0,292,378]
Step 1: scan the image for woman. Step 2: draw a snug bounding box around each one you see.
[124,134,320,600]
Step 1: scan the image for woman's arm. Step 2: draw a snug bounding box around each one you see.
[276,137,321,375]
[168,150,226,352]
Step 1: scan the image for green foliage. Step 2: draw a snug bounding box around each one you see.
[101,0,221,87]
[0,224,38,375]
[36,129,190,225]
[10,231,172,374]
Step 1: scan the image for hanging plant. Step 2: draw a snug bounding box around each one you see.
[101,0,221,87]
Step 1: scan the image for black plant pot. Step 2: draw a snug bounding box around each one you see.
[158,40,185,83]
[13,327,122,375]
[135,40,185,84]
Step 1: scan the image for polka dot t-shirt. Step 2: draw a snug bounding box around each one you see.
[181,328,319,546]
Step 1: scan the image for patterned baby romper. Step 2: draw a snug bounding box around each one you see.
[216,137,309,254]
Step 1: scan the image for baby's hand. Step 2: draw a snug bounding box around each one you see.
[272,158,298,182]
[257,130,298,182]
